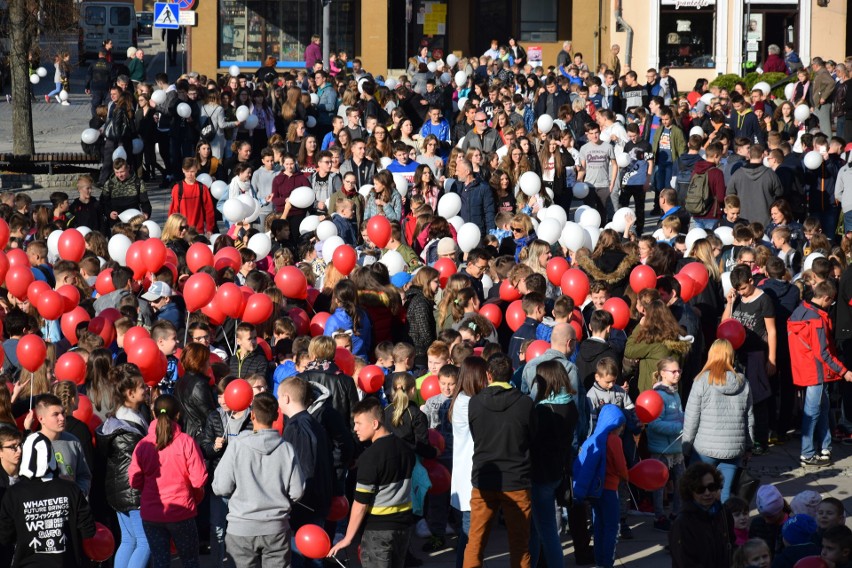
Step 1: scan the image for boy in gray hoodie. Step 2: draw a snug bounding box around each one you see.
[212,392,305,566]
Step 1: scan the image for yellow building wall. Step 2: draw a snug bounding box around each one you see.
[810,0,846,61]
[189,0,218,79]
[358,0,389,75]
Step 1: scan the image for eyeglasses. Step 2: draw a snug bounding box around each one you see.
[511,227,524,233]
[192,335,209,342]
[663,369,682,374]
[179,225,189,231]
[695,482,720,494]
[2,444,21,452]
[475,119,486,123]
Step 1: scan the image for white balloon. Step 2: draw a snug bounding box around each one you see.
[794,105,811,122]
[454,71,467,86]
[223,198,248,222]
[804,150,824,170]
[530,217,539,232]
[380,156,392,169]
[573,205,591,223]
[560,222,586,251]
[321,236,344,261]
[481,273,493,297]
[427,62,437,73]
[457,97,468,111]
[47,230,63,257]
[81,128,100,144]
[248,233,271,258]
[685,228,708,252]
[437,193,462,218]
[59,90,68,102]
[753,81,771,96]
[392,173,409,197]
[537,218,562,245]
[379,249,406,275]
[804,252,826,271]
[572,181,590,199]
[229,64,241,77]
[544,205,568,227]
[36,66,47,78]
[520,171,542,196]
[615,152,631,168]
[440,72,451,85]
[578,208,602,229]
[611,207,634,233]
[245,114,259,130]
[245,200,262,223]
[289,187,315,209]
[447,215,464,232]
[446,53,458,67]
[306,116,317,128]
[443,177,456,192]
[784,83,796,101]
[141,220,161,238]
[131,138,144,154]
[689,126,705,138]
[358,184,374,198]
[309,93,319,106]
[537,114,554,134]
[176,103,192,118]
[151,89,167,105]
[196,173,213,187]
[584,226,600,249]
[457,223,482,253]
[316,220,338,241]
[714,226,734,246]
[357,78,368,94]
[385,78,398,90]
[721,271,733,296]
[77,226,92,237]
[299,216,320,235]
[700,93,714,105]
[29,74,39,84]
[108,234,132,265]
[236,105,250,122]
[237,192,256,211]
[210,180,229,200]
[112,146,127,161]
[118,209,142,223]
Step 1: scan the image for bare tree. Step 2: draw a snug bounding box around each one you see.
[9,0,35,155]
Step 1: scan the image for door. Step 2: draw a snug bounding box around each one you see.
[83,5,107,52]
[109,6,134,52]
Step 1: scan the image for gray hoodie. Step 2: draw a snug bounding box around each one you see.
[725,163,783,226]
[682,370,754,460]
[211,429,305,537]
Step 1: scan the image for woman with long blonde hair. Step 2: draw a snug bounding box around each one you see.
[383,373,437,459]
[161,213,189,257]
[436,274,474,332]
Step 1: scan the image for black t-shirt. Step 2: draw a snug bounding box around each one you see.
[732,291,775,351]
[355,434,415,531]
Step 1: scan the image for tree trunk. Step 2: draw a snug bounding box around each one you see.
[9,0,35,156]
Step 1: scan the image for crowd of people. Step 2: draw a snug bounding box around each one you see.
[0,34,851,568]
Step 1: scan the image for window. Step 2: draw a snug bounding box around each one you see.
[111,7,132,26]
[519,0,557,42]
[85,6,105,25]
[659,4,715,69]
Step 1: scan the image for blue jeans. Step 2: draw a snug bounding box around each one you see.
[802,384,832,458]
[843,210,852,234]
[454,509,470,568]
[692,217,717,231]
[210,494,229,568]
[650,455,685,518]
[143,518,200,568]
[116,509,150,568]
[591,489,620,568]
[48,81,62,98]
[691,451,741,503]
[529,478,563,568]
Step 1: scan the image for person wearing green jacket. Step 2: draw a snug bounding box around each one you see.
[624,299,693,394]
[651,107,687,208]
[127,49,146,85]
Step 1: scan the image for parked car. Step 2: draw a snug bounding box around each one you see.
[137,11,153,36]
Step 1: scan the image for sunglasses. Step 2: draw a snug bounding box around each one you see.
[179,225,189,231]
[696,483,720,494]
[511,227,524,233]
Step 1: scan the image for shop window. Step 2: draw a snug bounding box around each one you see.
[659,6,715,69]
[519,0,557,43]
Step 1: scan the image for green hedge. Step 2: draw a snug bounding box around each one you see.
[709,71,791,100]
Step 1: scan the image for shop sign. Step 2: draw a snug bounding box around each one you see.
[662,0,715,8]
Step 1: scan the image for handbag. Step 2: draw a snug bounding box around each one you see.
[555,464,573,508]
[731,465,759,505]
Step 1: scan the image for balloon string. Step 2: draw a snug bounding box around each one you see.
[330,555,347,568]
[183,310,190,346]
[221,327,233,357]
[233,320,238,357]
[28,372,33,411]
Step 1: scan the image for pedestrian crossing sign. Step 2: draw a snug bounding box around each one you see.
[153,2,180,29]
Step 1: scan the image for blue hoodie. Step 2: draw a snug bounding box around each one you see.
[646,383,684,455]
[323,307,372,360]
[572,404,625,501]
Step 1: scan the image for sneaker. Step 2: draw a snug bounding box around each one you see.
[5,95,10,103]
[415,518,431,538]
[818,450,831,462]
[421,536,446,553]
[653,516,671,532]
[44,94,50,103]
[619,521,634,540]
[801,455,828,467]
[60,101,70,106]
[55,95,61,103]
[751,444,768,456]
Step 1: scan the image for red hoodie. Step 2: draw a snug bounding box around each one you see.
[692,159,727,220]
[169,181,216,233]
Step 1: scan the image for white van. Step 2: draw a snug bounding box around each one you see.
[79,2,137,62]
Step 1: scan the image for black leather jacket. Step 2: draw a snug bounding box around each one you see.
[95,416,147,513]
[199,408,252,477]
[175,371,216,440]
[298,362,359,429]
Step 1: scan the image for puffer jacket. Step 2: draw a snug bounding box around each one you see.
[96,416,147,513]
[199,407,252,476]
[788,300,847,387]
[405,287,437,368]
[646,383,684,455]
[575,250,637,298]
[624,333,693,393]
[298,361,359,429]
[324,306,372,360]
[683,370,754,460]
[174,371,216,440]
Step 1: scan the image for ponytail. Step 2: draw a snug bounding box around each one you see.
[390,374,415,427]
[154,394,180,450]
[653,357,679,384]
[49,381,78,416]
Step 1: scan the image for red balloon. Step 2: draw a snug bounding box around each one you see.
[215,283,243,318]
[56,284,81,313]
[479,304,503,327]
[680,262,709,294]
[0,219,9,249]
[87,414,103,439]
[187,242,215,273]
[506,300,526,332]
[525,339,550,361]
[295,524,331,560]
[358,365,385,393]
[674,273,697,302]
[27,280,52,303]
[428,428,446,454]
[327,496,350,522]
[162,262,178,284]
[275,266,308,300]
[5,265,34,300]
[794,557,830,568]
[83,521,115,562]
[74,394,94,423]
[306,288,320,307]
[58,229,86,262]
[560,269,590,306]
[602,297,630,330]
[224,378,254,409]
[310,312,330,336]
[88,316,116,346]
[123,326,150,349]
[635,390,664,423]
[214,247,241,272]
[242,293,274,324]
[165,248,178,269]
[335,347,355,376]
[424,460,451,494]
[37,290,65,321]
[499,279,521,302]
[629,459,670,491]
[126,338,161,379]
[202,296,227,326]
[0,252,9,284]
[183,272,216,312]
[140,351,167,387]
[332,244,358,276]
[257,337,273,361]
[125,241,148,280]
[433,258,457,288]
[16,335,46,373]
[288,307,310,336]
[99,308,122,324]
[61,307,91,345]
[55,352,87,385]
[366,216,392,248]
[420,375,440,401]
[6,248,28,268]
[717,319,746,350]
[629,265,657,294]
[143,238,168,273]
[546,257,569,286]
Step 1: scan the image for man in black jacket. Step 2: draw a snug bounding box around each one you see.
[298,336,359,429]
[68,175,108,236]
[85,49,112,118]
[534,77,570,119]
